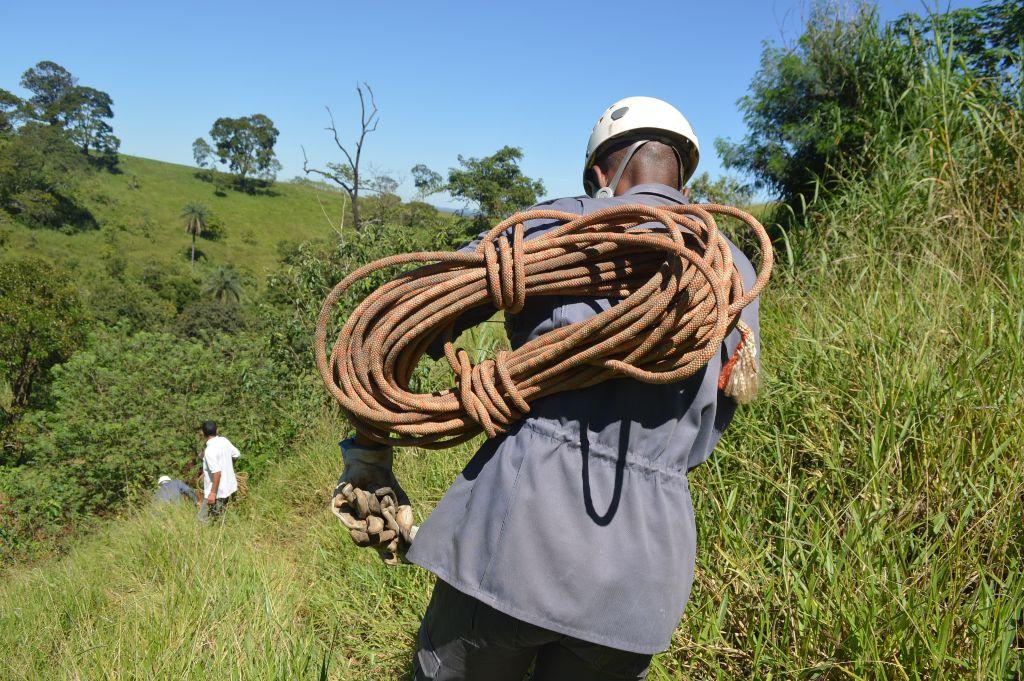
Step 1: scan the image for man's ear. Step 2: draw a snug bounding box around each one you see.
[590,164,608,191]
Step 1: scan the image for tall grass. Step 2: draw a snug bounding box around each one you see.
[663,52,1023,678]
[2,40,1023,681]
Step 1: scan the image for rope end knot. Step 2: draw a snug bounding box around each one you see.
[719,320,760,404]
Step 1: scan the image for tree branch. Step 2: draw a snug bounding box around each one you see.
[302,145,353,194]
[324,107,357,171]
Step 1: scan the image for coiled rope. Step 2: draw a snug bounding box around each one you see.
[315,203,772,449]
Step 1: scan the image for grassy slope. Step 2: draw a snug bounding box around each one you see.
[0,155,341,279]
[2,123,1023,677]
[1,200,1021,679]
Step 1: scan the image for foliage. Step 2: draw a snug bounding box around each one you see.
[199,114,281,188]
[687,171,754,206]
[79,258,201,335]
[717,3,914,205]
[203,265,244,304]
[411,163,443,199]
[0,257,87,436]
[81,271,178,335]
[19,61,77,124]
[893,0,1024,94]
[0,89,21,133]
[7,329,305,536]
[718,0,1022,210]
[0,60,120,229]
[138,260,201,313]
[192,137,214,168]
[61,86,119,166]
[401,200,444,229]
[442,146,545,225]
[18,61,120,164]
[0,123,97,231]
[174,299,250,339]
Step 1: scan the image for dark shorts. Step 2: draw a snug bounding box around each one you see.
[414,580,651,681]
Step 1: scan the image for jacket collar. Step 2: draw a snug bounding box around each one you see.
[620,183,688,204]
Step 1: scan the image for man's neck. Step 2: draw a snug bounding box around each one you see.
[614,176,680,195]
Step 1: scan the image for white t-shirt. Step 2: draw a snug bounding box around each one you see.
[203,436,240,499]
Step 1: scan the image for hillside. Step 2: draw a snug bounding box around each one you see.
[0,155,343,279]
[2,156,1022,678]
[2,6,1022,677]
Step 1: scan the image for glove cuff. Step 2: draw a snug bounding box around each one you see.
[339,437,394,467]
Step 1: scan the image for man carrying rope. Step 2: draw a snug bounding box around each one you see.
[335,97,762,680]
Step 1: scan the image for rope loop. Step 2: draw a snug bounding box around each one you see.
[315,203,773,449]
[481,223,526,313]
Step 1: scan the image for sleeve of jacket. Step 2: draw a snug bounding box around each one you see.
[712,241,762,436]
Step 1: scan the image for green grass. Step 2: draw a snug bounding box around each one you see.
[0,155,343,280]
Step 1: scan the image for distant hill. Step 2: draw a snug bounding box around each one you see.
[0,155,346,279]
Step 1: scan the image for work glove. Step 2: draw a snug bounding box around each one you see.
[330,437,417,566]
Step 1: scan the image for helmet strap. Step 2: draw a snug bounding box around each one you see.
[669,144,686,191]
[594,139,649,198]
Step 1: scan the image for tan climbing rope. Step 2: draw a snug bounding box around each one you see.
[315,203,773,449]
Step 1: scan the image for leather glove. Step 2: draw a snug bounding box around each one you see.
[330,438,417,565]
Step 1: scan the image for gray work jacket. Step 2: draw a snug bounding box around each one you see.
[153,479,197,504]
[407,184,760,654]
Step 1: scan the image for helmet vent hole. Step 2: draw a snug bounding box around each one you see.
[610,106,629,121]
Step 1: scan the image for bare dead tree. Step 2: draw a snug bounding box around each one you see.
[302,82,380,231]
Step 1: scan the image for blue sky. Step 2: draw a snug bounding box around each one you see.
[1,0,981,203]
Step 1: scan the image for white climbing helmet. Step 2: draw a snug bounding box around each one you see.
[583,96,700,197]
[157,475,172,485]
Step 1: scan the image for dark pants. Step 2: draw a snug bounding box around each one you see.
[414,580,652,681]
[198,496,230,521]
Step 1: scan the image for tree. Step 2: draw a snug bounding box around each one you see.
[17,62,120,165]
[0,122,96,231]
[718,0,1022,210]
[302,83,383,231]
[204,114,280,188]
[182,202,208,267]
[62,86,119,161]
[716,3,915,205]
[192,137,214,168]
[688,172,754,206]
[444,146,546,224]
[894,0,1024,94]
[411,163,443,199]
[0,257,87,426]
[203,265,243,304]
[0,89,22,134]
[19,61,77,126]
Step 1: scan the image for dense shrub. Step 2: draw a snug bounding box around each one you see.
[718,0,1022,210]
[263,217,464,372]
[0,123,98,231]
[0,329,308,554]
[82,275,178,333]
[174,299,251,338]
[0,257,87,436]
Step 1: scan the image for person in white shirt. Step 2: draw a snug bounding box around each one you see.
[199,421,240,520]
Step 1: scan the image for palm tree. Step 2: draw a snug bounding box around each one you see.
[181,202,209,267]
[203,265,243,304]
